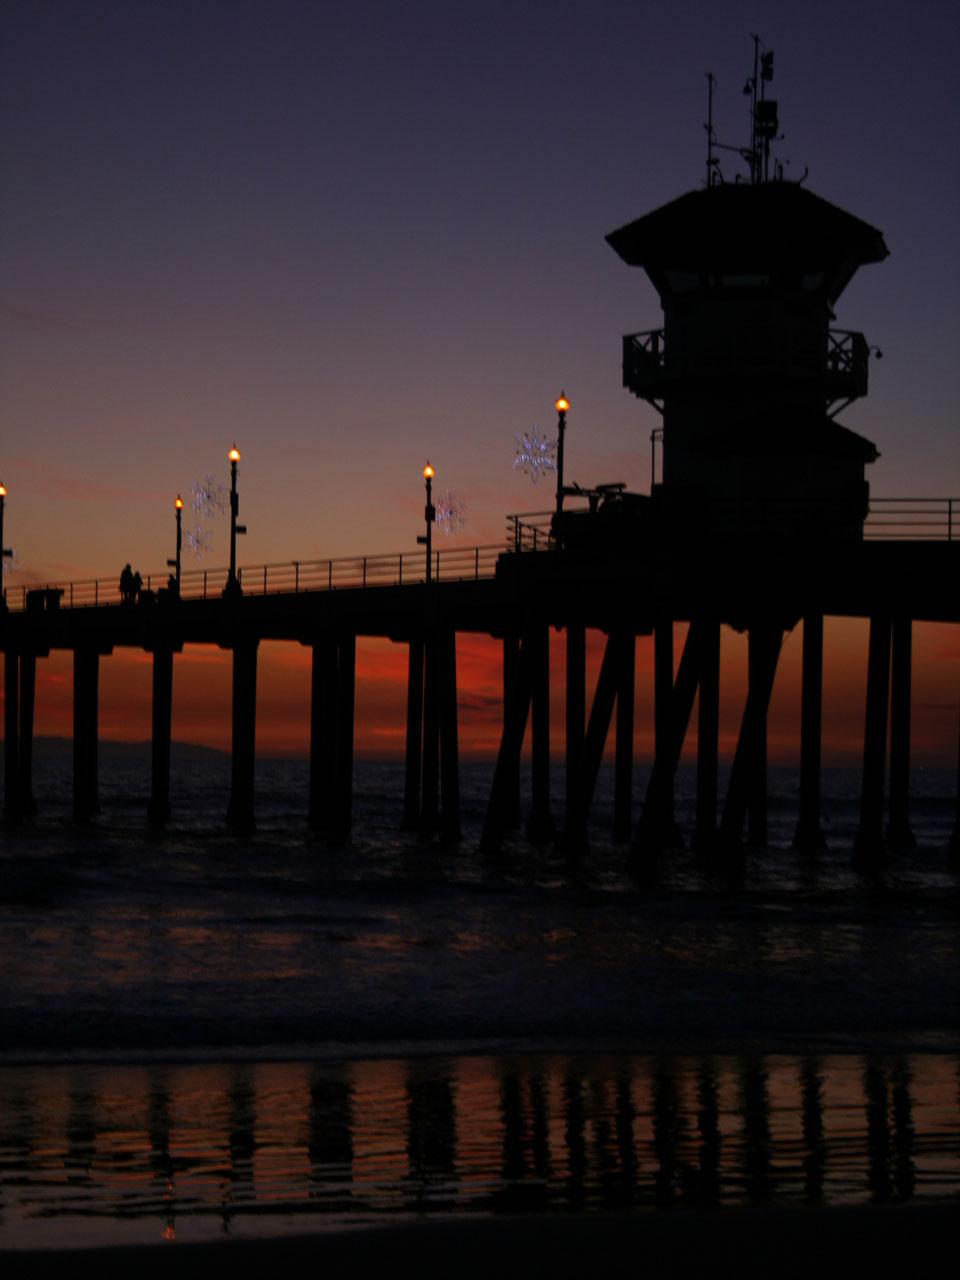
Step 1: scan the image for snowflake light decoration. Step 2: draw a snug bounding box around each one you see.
[514,426,556,484]
[185,524,213,560]
[435,489,466,535]
[184,475,228,558]
[192,475,227,520]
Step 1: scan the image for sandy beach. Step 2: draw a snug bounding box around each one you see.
[6,1203,957,1278]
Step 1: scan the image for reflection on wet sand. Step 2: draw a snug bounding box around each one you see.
[0,1053,957,1249]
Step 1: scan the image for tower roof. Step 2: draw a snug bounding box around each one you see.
[606,182,888,301]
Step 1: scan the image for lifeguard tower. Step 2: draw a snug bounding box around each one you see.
[606,44,888,548]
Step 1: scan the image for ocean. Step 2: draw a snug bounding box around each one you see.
[0,757,958,1250]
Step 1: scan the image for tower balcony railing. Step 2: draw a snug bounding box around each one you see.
[623,328,868,407]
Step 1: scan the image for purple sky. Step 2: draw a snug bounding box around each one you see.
[2,0,958,586]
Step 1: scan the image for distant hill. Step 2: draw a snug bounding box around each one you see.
[0,736,228,761]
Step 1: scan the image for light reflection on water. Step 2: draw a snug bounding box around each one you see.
[0,1052,957,1250]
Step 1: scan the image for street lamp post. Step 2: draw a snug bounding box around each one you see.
[417,463,435,583]
[225,446,246,596]
[0,483,10,607]
[167,495,183,594]
[554,392,569,519]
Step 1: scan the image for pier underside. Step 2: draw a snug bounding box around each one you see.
[3,538,959,867]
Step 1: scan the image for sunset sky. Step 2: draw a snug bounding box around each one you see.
[2,0,958,764]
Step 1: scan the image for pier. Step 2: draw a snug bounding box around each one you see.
[2,510,959,869]
[3,88,960,869]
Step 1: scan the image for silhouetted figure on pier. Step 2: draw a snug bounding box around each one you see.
[120,566,143,604]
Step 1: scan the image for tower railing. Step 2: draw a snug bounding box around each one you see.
[623,326,868,405]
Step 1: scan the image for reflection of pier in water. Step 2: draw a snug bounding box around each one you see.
[0,1054,957,1245]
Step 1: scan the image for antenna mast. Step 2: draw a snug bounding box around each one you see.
[705,72,717,186]
[746,33,777,183]
[702,37,785,186]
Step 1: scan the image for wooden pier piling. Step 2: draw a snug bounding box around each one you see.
[148,646,174,826]
[853,616,892,868]
[525,618,553,843]
[718,625,783,857]
[693,619,720,851]
[614,630,635,842]
[72,647,100,819]
[795,613,826,850]
[226,640,258,831]
[4,649,19,820]
[887,617,915,849]
[18,650,37,817]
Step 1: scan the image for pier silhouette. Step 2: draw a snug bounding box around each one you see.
[3,80,960,870]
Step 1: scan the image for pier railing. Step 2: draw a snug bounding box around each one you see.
[4,498,957,612]
[506,497,960,552]
[864,497,957,540]
[2,543,506,612]
[505,511,557,551]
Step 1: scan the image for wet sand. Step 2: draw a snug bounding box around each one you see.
[5,1203,957,1278]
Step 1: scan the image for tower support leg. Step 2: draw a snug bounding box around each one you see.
[654,619,681,847]
[746,627,771,847]
[482,622,537,854]
[795,614,826,850]
[719,626,783,857]
[853,616,891,868]
[633,622,704,867]
[693,619,720,851]
[614,631,635,841]
[573,631,622,842]
[564,622,586,849]
[886,617,915,849]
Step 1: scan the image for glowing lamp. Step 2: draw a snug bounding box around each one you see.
[423,463,435,480]
[229,447,241,463]
[0,484,6,498]
[175,496,184,510]
[555,394,569,414]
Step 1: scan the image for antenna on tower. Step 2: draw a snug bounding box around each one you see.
[704,72,720,186]
[745,33,778,183]
[704,36,789,186]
